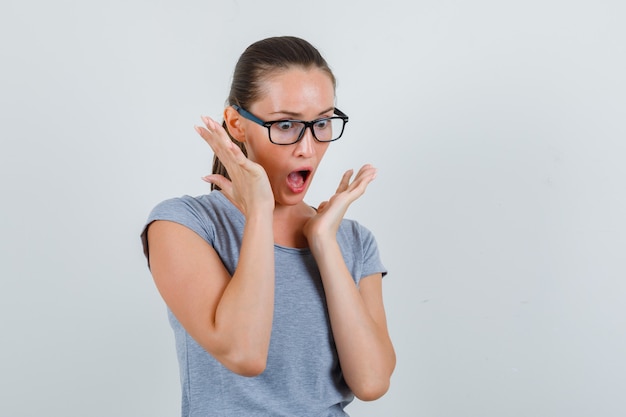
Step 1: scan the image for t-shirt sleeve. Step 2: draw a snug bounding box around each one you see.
[140,196,215,267]
[358,222,387,280]
[337,219,387,285]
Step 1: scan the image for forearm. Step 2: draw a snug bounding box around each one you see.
[310,239,395,400]
[213,209,275,374]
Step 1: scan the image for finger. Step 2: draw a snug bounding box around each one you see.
[202,174,235,197]
[195,116,221,141]
[195,117,246,168]
[201,174,230,188]
[345,165,377,197]
[202,115,222,134]
[195,123,224,156]
[336,169,354,194]
[354,164,376,179]
[195,117,233,153]
[351,164,377,185]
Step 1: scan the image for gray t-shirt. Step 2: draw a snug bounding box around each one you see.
[142,191,386,417]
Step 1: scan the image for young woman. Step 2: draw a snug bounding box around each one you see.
[141,36,395,416]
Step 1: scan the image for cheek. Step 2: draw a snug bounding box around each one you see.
[242,130,270,163]
[245,141,285,173]
[315,142,330,160]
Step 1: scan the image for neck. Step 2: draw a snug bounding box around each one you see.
[272,201,316,248]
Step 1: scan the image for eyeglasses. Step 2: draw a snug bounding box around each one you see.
[232,105,349,145]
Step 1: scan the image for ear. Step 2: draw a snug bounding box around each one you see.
[223,106,247,143]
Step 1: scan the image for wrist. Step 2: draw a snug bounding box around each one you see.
[245,209,274,227]
[245,200,275,219]
[307,233,338,257]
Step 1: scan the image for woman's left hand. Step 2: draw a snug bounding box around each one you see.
[303,164,377,246]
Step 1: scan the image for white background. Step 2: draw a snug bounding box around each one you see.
[1,1,625,416]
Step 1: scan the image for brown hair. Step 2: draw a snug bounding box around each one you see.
[211,36,336,190]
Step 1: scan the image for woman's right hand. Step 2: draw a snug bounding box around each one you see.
[195,116,274,216]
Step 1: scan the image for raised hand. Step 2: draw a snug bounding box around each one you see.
[303,164,377,246]
[195,116,274,216]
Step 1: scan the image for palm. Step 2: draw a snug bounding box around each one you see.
[195,116,274,215]
[304,164,377,242]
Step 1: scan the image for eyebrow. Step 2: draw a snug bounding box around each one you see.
[269,107,335,119]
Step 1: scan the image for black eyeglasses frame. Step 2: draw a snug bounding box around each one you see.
[232,105,349,145]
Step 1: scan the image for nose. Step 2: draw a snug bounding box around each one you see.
[294,126,315,157]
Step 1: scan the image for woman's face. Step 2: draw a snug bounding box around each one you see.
[241,67,336,207]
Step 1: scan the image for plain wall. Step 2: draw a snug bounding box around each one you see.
[1,0,625,416]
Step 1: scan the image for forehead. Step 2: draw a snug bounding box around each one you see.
[253,67,336,114]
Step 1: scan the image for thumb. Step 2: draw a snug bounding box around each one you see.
[317,201,329,212]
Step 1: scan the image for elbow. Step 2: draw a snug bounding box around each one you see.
[200,332,271,377]
[352,377,391,402]
[351,351,396,401]
[217,347,268,377]
[231,357,267,377]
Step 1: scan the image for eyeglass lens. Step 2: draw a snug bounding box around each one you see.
[270,118,345,144]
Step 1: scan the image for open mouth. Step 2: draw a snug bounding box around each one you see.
[286,169,311,192]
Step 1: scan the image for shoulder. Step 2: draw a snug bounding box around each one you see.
[147,192,242,227]
[141,192,242,258]
[148,192,223,219]
[337,218,377,247]
[336,218,382,260]
[335,218,387,280]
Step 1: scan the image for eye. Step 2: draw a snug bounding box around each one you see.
[276,121,295,131]
[314,119,329,130]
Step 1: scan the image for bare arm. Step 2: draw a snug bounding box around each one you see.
[147,116,276,376]
[147,210,274,376]
[304,166,396,400]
